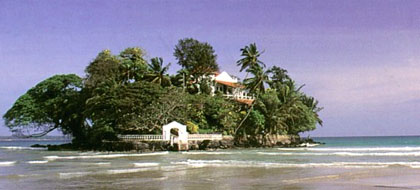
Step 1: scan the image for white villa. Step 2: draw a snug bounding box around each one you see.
[208,71,255,105]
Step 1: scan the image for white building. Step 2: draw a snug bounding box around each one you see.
[208,71,255,105]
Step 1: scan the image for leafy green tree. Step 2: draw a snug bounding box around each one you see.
[119,47,148,83]
[85,50,120,89]
[3,74,87,141]
[84,81,164,134]
[174,38,219,83]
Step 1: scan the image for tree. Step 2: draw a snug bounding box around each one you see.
[3,74,87,140]
[85,50,120,89]
[145,57,171,87]
[119,47,148,83]
[244,65,270,94]
[235,43,268,139]
[236,43,266,72]
[84,81,164,135]
[174,38,219,83]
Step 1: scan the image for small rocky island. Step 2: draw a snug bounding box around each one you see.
[4,39,323,151]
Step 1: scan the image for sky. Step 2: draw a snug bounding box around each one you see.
[0,0,419,137]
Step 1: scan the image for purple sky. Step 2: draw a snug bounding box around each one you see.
[1,0,419,137]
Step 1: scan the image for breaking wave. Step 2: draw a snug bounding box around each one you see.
[0,146,46,150]
[277,147,420,152]
[181,152,238,155]
[134,162,160,167]
[44,151,169,160]
[27,160,48,164]
[257,151,420,157]
[0,161,16,166]
[59,172,91,179]
[172,159,420,169]
[107,167,159,174]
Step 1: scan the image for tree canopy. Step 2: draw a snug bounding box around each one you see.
[174,38,219,80]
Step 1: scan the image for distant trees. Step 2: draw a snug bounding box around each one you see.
[3,39,322,148]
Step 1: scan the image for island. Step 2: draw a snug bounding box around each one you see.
[3,38,323,151]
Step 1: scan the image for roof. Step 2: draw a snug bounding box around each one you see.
[215,80,241,88]
[214,71,237,83]
[235,99,254,105]
[162,121,186,130]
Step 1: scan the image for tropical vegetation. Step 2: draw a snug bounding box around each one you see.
[3,38,322,148]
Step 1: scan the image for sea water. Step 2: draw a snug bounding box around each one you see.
[2,136,420,189]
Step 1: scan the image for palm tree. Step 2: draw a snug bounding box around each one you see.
[146,57,171,87]
[243,65,270,94]
[237,43,266,72]
[235,43,268,139]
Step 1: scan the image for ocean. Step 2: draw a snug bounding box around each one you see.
[1,136,420,190]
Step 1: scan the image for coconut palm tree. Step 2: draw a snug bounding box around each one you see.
[146,57,171,87]
[237,43,266,72]
[243,65,270,94]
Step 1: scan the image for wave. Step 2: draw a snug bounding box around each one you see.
[44,151,169,160]
[0,161,16,166]
[173,159,420,169]
[0,146,47,150]
[181,152,238,155]
[277,147,420,152]
[93,162,111,165]
[59,172,91,179]
[27,160,48,164]
[257,151,420,157]
[299,143,320,147]
[107,167,159,174]
[134,162,160,167]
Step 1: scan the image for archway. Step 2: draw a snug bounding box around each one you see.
[162,121,188,142]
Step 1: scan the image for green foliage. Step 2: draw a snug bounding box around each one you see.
[85,50,120,89]
[145,57,171,87]
[174,38,219,80]
[237,43,266,72]
[3,74,86,139]
[119,47,148,83]
[186,121,199,134]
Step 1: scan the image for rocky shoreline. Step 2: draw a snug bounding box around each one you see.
[31,135,323,152]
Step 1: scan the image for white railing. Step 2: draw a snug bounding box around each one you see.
[118,134,224,141]
[188,134,223,141]
[223,94,255,100]
[118,135,164,141]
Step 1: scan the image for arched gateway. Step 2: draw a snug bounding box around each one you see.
[162,121,188,142]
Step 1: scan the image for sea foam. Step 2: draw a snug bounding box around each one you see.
[133,162,160,167]
[0,161,16,166]
[107,167,159,174]
[277,147,420,152]
[59,172,91,179]
[257,151,420,157]
[172,159,420,169]
[27,160,48,164]
[44,151,169,160]
[0,146,46,150]
[181,151,238,155]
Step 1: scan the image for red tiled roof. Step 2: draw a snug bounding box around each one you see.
[235,99,254,105]
[215,80,245,88]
